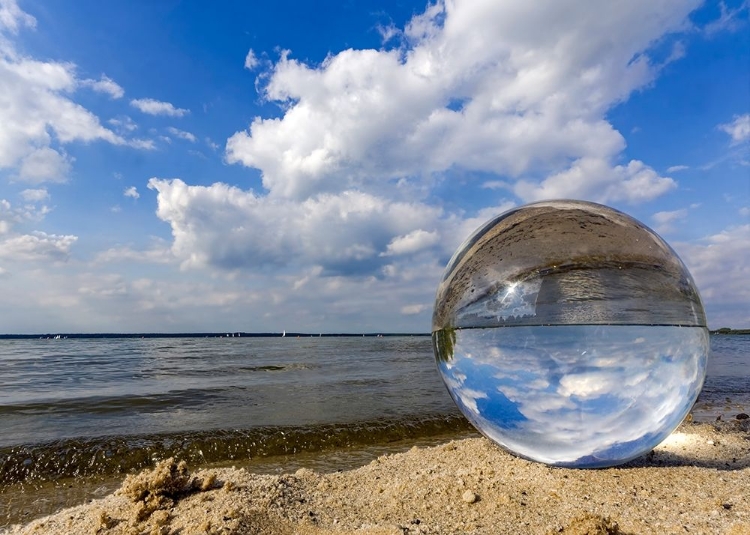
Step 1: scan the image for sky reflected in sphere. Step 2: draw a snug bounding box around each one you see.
[432,200,708,468]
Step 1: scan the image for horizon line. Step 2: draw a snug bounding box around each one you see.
[0,332,433,339]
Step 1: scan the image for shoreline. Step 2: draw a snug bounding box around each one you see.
[4,419,749,535]
[2,405,748,530]
[0,430,481,529]
[0,415,475,486]
[3,401,747,485]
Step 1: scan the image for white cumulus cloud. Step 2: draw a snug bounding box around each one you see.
[514,158,676,205]
[226,0,694,203]
[83,0,738,332]
[0,231,76,262]
[0,1,152,184]
[382,229,440,256]
[0,47,123,178]
[147,178,445,275]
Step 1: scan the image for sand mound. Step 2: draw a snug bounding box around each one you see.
[551,513,623,535]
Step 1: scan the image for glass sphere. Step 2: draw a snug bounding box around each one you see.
[432,200,708,468]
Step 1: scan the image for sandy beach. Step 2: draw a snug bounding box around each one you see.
[4,418,749,535]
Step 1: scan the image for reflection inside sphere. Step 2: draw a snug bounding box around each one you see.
[432,200,708,468]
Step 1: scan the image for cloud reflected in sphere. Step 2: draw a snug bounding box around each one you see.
[432,200,708,468]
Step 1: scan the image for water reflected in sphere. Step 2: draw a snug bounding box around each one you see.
[432,200,708,468]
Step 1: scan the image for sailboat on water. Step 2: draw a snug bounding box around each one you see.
[282,330,286,337]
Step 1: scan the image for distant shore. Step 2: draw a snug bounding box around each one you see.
[5,419,749,535]
[2,327,748,340]
[710,328,750,335]
[0,332,431,340]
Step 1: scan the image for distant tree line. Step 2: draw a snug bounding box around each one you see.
[711,327,750,335]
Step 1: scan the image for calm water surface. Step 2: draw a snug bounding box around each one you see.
[0,336,457,448]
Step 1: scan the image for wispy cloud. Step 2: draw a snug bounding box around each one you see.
[94,242,173,265]
[166,126,197,142]
[244,49,258,70]
[14,148,73,184]
[376,23,400,44]
[20,188,49,202]
[666,164,689,173]
[652,208,688,234]
[128,139,156,150]
[703,1,749,36]
[719,114,750,145]
[130,98,189,117]
[400,304,427,315]
[108,116,138,133]
[0,0,36,33]
[80,75,124,99]
[124,186,139,199]
[1,197,50,230]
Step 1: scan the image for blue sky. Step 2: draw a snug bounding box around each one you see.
[0,0,748,333]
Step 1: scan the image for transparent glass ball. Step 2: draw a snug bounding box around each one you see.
[432,200,708,468]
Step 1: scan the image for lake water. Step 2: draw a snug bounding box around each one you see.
[0,333,747,526]
[0,336,466,482]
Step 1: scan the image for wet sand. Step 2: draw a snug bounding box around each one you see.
[4,419,749,535]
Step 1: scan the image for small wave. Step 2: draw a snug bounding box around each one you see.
[233,363,314,373]
[132,362,316,378]
[0,388,226,416]
[0,414,473,484]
